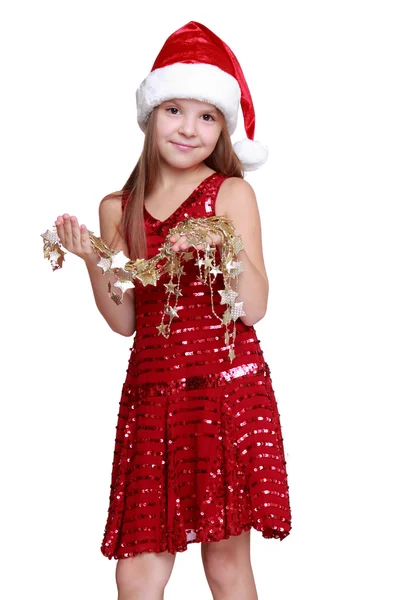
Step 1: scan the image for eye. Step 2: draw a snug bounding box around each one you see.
[202,114,216,122]
[166,107,180,115]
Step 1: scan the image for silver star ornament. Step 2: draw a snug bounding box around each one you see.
[41,228,60,244]
[110,250,130,269]
[218,288,239,306]
[113,278,135,294]
[97,256,112,273]
[49,250,61,262]
[231,302,246,321]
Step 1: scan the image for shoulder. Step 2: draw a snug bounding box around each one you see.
[216,175,268,285]
[220,176,255,196]
[98,191,129,254]
[99,191,124,215]
[216,176,257,218]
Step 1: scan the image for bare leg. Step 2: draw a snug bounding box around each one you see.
[115,550,176,600]
[201,529,258,600]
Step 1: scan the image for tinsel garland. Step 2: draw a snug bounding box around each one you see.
[41,216,246,363]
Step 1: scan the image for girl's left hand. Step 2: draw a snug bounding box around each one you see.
[169,231,222,252]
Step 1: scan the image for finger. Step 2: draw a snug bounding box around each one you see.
[179,236,189,249]
[172,235,188,251]
[63,214,72,246]
[212,233,221,245]
[206,233,215,246]
[55,216,65,245]
[80,224,91,250]
[70,216,81,246]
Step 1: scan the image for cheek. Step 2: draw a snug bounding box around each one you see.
[155,113,176,138]
[201,126,222,147]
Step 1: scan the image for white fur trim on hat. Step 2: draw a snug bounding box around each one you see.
[136,62,241,135]
[233,138,269,171]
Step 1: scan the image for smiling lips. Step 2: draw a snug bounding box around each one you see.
[170,141,197,150]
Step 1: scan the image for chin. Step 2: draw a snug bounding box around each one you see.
[161,153,209,169]
[159,143,212,164]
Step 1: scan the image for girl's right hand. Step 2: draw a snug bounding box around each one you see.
[55,214,98,263]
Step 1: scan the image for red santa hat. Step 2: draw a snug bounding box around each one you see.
[136,21,268,172]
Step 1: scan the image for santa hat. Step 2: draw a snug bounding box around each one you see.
[136,21,268,172]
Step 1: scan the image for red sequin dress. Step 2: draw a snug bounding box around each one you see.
[101,172,292,560]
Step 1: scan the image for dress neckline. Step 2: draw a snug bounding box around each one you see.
[143,172,218,224]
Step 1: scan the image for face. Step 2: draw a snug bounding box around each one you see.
[153,98,223,169]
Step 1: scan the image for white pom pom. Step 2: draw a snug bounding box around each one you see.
[233,138,269,171]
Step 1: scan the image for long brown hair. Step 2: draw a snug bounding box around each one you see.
[112,108,244,261]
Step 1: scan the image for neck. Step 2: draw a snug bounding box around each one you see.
[155,161,212,190]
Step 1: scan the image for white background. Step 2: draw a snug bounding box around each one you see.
[1,1,399,598]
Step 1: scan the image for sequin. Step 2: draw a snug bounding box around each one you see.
[101,172,292,560]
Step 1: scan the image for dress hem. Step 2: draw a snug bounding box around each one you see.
[101,521,291,561]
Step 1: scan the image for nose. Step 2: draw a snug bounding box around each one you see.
[178,115,197,137]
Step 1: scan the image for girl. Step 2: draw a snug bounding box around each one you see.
[55,21,291,600]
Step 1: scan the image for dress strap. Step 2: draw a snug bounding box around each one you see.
[207,172,229,216]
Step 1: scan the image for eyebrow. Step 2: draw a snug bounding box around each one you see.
[168,99,218,114]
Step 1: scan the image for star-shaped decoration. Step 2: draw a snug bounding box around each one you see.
[114,278,135,294]
[174,288,183,298]
[110,249,130,269]
[226,260,245,277]
[228,348,236,361]
[222,308,232,325]
[210,265,222,277]
[164,280,177,294]
[110,292,123,305]
[157,322,169,336]
[46,246,65,270]
[118,268,132,280]
[165,259,179,275]
[204,256,214,269]
[195,257,205,268]
[218,288,239,306]
[231,302,246,321]
[133,258,147,269]
[97,256,112,273]
[136,269,159,286]
[162,243,176,257]
[232,235,246,255]
[164,305,180,318]
[183,251,195,262]
[234,261,245,276]
[41,228,60,244]
[49,249,61,262]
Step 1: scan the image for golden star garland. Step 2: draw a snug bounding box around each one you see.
[41,216,246,363]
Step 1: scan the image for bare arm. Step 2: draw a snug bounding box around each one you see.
[217,177,269,327]
[84,196,136,336]
[55,196,136,337]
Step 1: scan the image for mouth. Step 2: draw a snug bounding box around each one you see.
[170,141,197,150]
